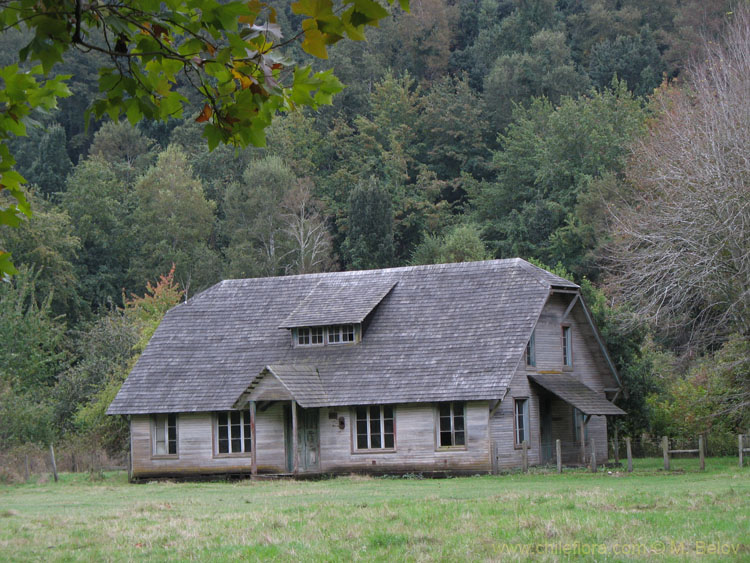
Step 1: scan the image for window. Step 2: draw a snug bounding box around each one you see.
[355,405,395,450]
[562,326,572,367]
[328,324,355,344]
[152,413,177,456]
[526,330,536,367]
[438,402,465,447]
[297,326,323,346]
[215,410,252,455]
[297,325,356,346]
[514,399,529,447]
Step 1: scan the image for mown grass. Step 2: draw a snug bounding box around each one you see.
[0,457,748,561]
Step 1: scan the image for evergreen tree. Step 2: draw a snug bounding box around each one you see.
[342,179,394,270]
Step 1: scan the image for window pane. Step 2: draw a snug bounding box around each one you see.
[454,415,464,432]
[384,433,394,449]
[439,403,451,417]
[231,437,241,453]
[357,434,369,449]
[384,419,394,435]
[218,412,228,427]
[356,419,368,436]
[230,411,241,426]
[383,405,393,419]
[440,431,452,446]
[453,402,464,417]
[218,423,228,442]
[439,416,451,433]
[455,431,465,446]
[219,438,229,453]
[370,432,381,449]
[312,327,323,344]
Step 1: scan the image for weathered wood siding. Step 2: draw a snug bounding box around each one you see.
[490,294,611,468]
[130,404,287,478]
[316,401,491,474]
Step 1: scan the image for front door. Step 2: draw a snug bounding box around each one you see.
[298,408,320,471]
[540,395,554,464]
[284,405,320,472]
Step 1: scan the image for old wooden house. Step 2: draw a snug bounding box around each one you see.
[108,259,624,478]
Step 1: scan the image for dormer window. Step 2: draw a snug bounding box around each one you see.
[295,324,357,347]
[328,324,355,344]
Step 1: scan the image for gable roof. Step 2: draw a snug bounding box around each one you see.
[108,258,579,415]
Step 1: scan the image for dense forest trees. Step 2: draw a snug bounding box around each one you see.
[0,0,747,460]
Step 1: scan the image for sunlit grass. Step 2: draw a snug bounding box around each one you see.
[0,457,747,561]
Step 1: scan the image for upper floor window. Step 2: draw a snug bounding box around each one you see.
[526,330,536,367]
[296,324,356,347]
[328,324,355,344]
[152,413,177,456]
[562,326,572,367]
[215,410,252,455]
[438,402,465,448]
[355,405,395,450]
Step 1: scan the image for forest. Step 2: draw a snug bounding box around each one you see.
[0,0,747,463]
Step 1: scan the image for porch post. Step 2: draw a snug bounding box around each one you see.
[579,416,587,464]
[250,401,257,476]
[291,400,299,475]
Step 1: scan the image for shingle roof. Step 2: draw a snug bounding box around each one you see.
[279,277,397,328]
[108,258,579,414]
[242,365,328,407]
[528,373,626,416]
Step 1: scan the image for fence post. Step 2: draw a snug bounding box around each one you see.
[740,435,744,468]
[590,438,597,473]
[521,440,528,473]
[556,439,562,474]
[24,454,30,482]
[625,437,633,473]
[49,444,58,482]
[662,436,670,471]
[698,435,705,471]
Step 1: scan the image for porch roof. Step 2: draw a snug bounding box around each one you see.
[528,373,625,416]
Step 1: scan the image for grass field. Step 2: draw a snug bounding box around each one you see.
[0,457,748,561]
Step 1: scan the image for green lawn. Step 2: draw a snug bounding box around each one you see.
[0,458,748,561]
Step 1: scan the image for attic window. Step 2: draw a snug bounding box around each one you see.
[295,324,356,347]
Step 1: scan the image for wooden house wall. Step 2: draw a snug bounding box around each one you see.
[490,295,610,468]
[315,401,491,474]
[130,404,287,478]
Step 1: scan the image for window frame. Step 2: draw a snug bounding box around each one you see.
[513,398,530,449]
[213,409,253,457]
[562,325,573,369]
[352,405,396,453]
[436,401,467,450]
[295,324,357,347]
[526,329,536,368]
[151,413,178,458]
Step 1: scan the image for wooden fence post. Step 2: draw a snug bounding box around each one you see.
[740,435,744,468]
[590,438,597,472]
[24,454,30,482]
[49,444,58,482]
[662,436,670,471]
[521,440,528,473]
[625,437,633,473]
[698,435,705,471]
[556,439,562,474]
